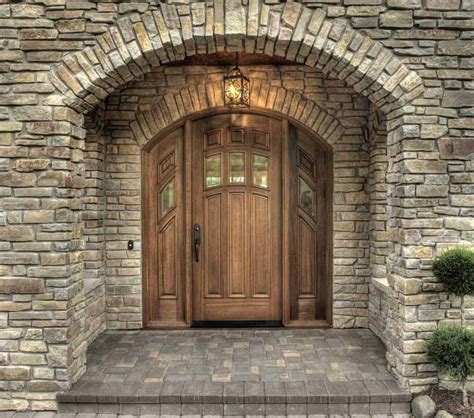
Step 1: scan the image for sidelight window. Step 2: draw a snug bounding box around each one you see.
[229,152,245,184]
[299,176,315,217]
[205,154,222,188]
[160,178,176,217]
[252,154,269,188]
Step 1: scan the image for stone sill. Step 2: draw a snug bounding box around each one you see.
[371,277,390,293]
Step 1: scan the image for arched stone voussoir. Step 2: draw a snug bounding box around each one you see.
[130,81,344,149]
[49,1,423,116]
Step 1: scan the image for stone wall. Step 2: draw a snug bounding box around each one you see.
[82,110,107,346]
[0,0,472,411]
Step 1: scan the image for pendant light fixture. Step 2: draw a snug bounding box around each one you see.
[224,53,250,107]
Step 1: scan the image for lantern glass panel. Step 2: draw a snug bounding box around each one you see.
[224,68,250,107]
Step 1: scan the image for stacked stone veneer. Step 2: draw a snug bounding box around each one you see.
[0,0,472,411]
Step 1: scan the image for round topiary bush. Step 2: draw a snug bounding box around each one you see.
[427,326,474,382]
[432,248,474,296]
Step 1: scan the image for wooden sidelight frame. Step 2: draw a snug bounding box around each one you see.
[142,108,333,329]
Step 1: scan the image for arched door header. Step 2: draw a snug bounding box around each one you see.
[131,82,344,149]
[50,1,423,115]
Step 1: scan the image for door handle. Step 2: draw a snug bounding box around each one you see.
[193,224,201,262]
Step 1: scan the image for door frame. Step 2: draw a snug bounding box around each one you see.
[142,107,333,329]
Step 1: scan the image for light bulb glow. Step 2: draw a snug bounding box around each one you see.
[224,65,250,107]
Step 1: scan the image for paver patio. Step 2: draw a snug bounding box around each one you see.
[57,329,411,416]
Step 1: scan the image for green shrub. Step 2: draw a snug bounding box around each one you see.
[432,248,474,296]
[427,326,474,382]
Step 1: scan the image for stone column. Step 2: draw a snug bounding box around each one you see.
[0,104,87,410]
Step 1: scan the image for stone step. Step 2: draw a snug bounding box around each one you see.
[57,380,412,416]
[58,402,411,416]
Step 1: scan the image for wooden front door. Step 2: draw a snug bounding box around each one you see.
[143,110,332,328]
[191,114,282,322]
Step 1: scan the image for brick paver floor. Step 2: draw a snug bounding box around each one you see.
[78,328,394,385]
[51,329,411,416]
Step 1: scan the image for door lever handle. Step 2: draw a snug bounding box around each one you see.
[193,224,201,262]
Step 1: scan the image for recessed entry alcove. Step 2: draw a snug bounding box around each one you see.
[81,54,389,336]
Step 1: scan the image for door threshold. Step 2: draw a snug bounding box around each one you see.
[192,320,283,328]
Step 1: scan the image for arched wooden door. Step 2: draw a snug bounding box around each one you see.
[142,110,332,328]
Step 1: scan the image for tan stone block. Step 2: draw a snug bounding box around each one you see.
[416,185,448,197]
[13,106,52,121]
[347,6,386,15]
[282,2,302,28]
[40,253,68,266]
[0,121,22,131]
[32,300,68,310]
[393,276,422,295]
[37,171,72,187]
[445,217,474,230]
[57,19,85,33]
[20,28,58,40]
[2,252,39,264]
[401,218,443,229]
[0,226,35,242]
[46,345,68,367]
[0,329,22,339]
[33,367,54,380]
[0,51,23,62]
[15,159,50,172]
[448,119,474,131]
[427,0,460,9]
[0,399,29,411]
[334,221,355,232]
[420,124,448,138]
[0,302,31,312]
[12,4,44,18]
[450,195,474,207]
[400,294,439,305]
[403,340,427,353]
[345,191,368,204]
[0,366,30,380]
[380,10,413,28]
[438,40,474,56]
[27,121,71,135]
[19,341,47,353]
[23,210,54,224]
[0,278,45,294]
[442,89,474,108]
[30,400,57,411]
[404,322,437,332]
[406,246,433,258]
[10,353,46,365]
[403,160,446,174]
[25,329,42,340]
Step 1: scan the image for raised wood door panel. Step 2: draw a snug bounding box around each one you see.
[192,113,282,321]
[143,127,186,327]
[286,123,331,325]
[143,111,332,328]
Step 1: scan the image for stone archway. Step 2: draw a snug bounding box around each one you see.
[49,2,423,116]
[130,81,344,148]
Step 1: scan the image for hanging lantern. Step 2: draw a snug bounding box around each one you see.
[224,53,250,107]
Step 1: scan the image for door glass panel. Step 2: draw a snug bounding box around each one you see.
[252,154,268,188]
[229,152,245,184]
[299,176,315,216]
[205,154,221,188]
[160,177,176,216]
